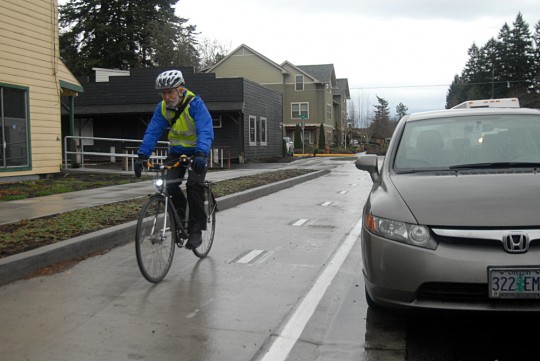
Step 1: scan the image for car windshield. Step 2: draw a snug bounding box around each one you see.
[393,114,540,172]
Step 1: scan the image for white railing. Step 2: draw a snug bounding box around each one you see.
[63,136,231,170]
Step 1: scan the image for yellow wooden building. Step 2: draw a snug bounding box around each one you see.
[0,0,82,181]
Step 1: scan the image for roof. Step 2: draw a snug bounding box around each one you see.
[72,67,247,115]
[297,64,336,85]
[206,44,287,74]
[336,79,350,99]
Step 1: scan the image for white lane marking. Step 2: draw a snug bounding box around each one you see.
[292,218,308,226]
[338,190,348,194]
[259,218,363,361]
[321,201,332,207]
[236,249,265,264]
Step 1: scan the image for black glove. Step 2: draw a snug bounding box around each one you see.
[191,152,207,174]
[134,155,148,178]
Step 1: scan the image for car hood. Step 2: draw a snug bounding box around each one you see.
[390,171,540,227]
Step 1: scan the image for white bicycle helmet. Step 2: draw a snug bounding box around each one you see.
[155,70,184,90]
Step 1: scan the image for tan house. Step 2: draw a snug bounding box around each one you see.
[0,0,82,181]
[205,44,350,149]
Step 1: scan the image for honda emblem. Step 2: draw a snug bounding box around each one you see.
[503,233,529,253]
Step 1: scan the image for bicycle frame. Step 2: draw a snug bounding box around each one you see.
[146,158,190,245]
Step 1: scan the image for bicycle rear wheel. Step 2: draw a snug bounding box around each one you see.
[135,195,176,283]
[192,185,216,258]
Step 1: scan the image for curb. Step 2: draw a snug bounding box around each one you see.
[0,169,330,287]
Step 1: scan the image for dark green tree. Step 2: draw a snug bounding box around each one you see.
[370,96,393,139]
[59,0,199,76]
[506,13,536,107]
[294,124,302,150]
[395,102,408,121]
[446,75,467,108]
[532,20,540,106]
[446,13,540,108]
[318,124,326,149]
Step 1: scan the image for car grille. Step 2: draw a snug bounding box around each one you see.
[432,230,540,251]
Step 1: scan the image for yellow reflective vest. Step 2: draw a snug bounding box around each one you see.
[161,90,196,148]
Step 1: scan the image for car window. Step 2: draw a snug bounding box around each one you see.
[393,114,540,170]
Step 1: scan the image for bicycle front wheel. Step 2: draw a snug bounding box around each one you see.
[135,195,176,283]
[192,185,216,258]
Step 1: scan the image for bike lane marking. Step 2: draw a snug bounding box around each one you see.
[258,218,363,361]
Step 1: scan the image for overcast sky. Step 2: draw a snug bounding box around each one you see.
[179,0,540,116]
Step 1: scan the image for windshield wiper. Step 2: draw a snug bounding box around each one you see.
[395,167,452,174]
[450,162,540,169]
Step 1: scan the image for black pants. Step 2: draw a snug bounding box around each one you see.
[165,155,207,231]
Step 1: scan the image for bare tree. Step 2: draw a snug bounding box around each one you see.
[347,91,372,144]
[197,37,231,70]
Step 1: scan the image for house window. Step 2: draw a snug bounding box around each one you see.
[249,115,256,146]
[212,115,222,128]
[0,85,29,168]
[291,102,308,119]
[295,75,304,91]
[302,130,313,145]
[259,117,267,145]
[326,104,332,121]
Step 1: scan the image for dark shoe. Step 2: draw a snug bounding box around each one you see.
[186,231,202,249]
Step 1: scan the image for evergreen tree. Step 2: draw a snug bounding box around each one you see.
[532,20,540,103]
[480,38,500,98]
[294,124,302,150]
[370,96,393,139]
[318,124,326,149]
[496,22,513,97]
[395,102,408,121]
[446,13,540,108]
[506,13,535,101]
[446,75,467,108]
[59,0,199,76]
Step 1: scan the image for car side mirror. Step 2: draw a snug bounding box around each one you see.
[355,155,380,183]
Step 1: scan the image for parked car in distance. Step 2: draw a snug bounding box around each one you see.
[356,104,540,312]
[283,137,294,155]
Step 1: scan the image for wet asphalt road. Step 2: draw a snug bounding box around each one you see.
[1,158,539,361]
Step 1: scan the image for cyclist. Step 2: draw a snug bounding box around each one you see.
[135,69,214,249]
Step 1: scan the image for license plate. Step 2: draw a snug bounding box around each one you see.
[488,267,540,299]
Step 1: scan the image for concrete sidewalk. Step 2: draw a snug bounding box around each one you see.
[0,162,296,226]
[0,157,349,286]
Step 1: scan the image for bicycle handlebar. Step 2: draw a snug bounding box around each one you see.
[145,155,191,172]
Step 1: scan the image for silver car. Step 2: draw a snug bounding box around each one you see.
[356,106,540,311]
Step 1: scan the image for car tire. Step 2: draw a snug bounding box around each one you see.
[365,287,380,310]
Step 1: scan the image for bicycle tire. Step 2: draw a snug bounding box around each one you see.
[135,194,176,283]
[192,184,216,258]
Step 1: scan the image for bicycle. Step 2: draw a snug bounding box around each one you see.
[135,155,217,283]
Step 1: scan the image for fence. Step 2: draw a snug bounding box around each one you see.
[63,136,231,170]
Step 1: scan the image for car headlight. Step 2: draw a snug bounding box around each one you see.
[364,213,437,250]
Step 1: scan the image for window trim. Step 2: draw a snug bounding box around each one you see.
[212,115,222,128]
[295,75,304,91]
[249,115,257,146]
[0,83,31,171]
[259,117,267,145]
[291,102,309,120]
[326,104,332,121]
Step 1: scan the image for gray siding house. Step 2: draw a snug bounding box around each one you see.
[65,67,283,164]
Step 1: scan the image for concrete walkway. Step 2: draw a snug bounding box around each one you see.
[0,161,304,226]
